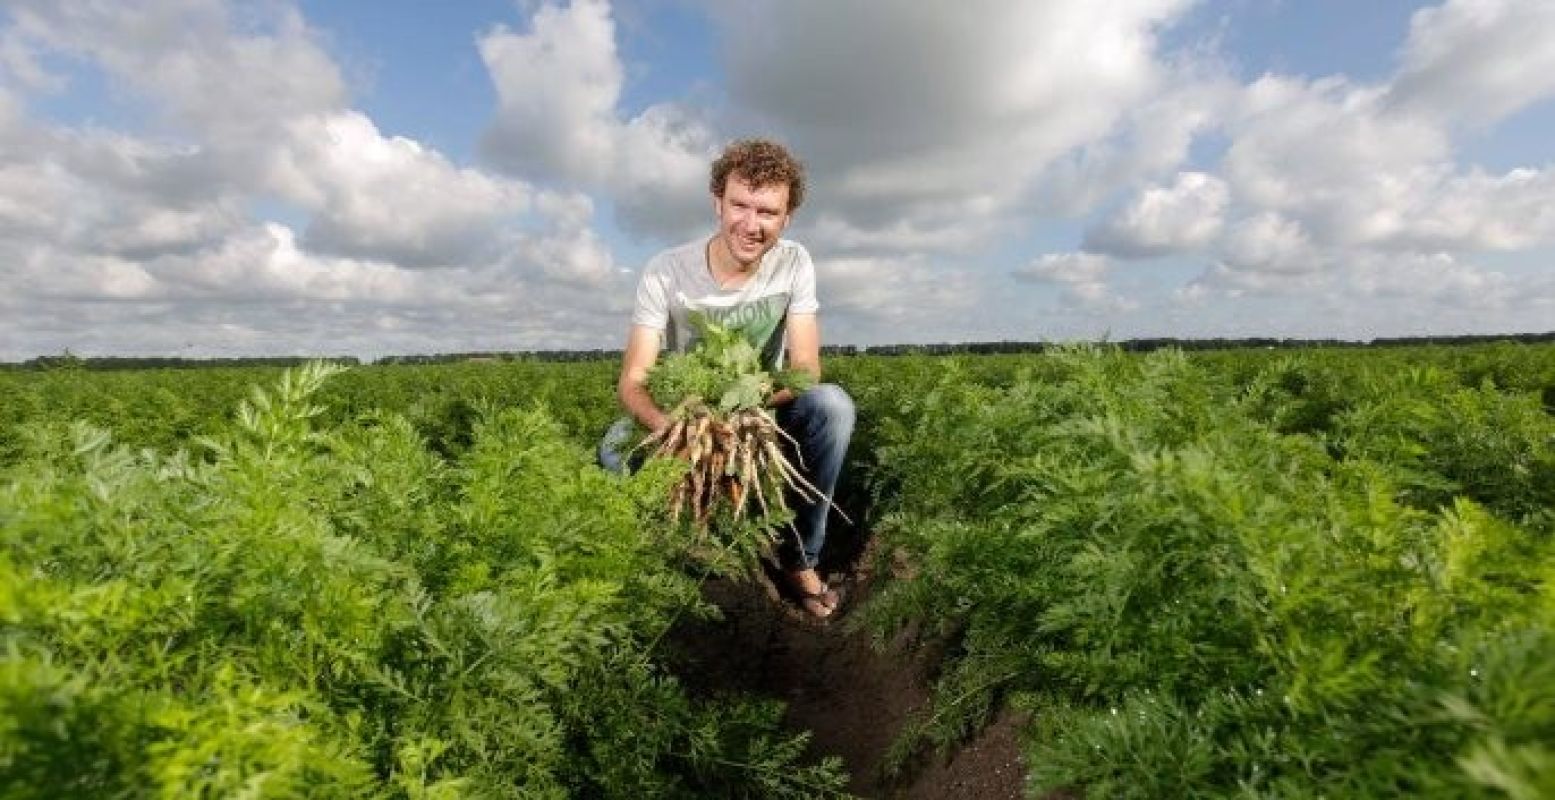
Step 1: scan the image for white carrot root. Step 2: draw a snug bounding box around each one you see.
[636,404,849,534]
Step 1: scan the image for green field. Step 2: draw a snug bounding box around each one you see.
[3,343,1553,798]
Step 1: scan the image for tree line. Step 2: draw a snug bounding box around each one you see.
[5,330,1554,370]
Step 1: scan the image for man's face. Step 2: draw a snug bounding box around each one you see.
[714,173,792,268]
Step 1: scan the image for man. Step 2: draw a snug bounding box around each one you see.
[601,138,854,620]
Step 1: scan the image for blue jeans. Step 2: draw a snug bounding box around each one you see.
[598,383,855,570]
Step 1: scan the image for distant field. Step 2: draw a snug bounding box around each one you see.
[3,343,1553,797]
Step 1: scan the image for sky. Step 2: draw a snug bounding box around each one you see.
[1,0,1552,360]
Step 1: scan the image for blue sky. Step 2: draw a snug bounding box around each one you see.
[1,0,1552,359]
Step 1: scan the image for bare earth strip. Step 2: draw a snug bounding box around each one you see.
[667,544,1029,799]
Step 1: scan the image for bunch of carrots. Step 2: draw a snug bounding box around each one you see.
[637,314,832,533]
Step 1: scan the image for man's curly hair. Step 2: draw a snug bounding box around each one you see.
[710,139,806,212]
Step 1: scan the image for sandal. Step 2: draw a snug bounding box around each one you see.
[782,567,846,622]
[802,578,852,622]
[796,584,841,620]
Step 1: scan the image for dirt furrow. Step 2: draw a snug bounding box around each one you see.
[666,552,1027,799]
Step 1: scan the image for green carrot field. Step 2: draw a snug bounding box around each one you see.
[3,343,1553,798]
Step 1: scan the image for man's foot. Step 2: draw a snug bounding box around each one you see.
[788,568,839,620]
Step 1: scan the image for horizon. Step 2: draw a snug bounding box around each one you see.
[12,329,1555,368]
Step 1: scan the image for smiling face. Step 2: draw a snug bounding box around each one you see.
[713,173,792,270]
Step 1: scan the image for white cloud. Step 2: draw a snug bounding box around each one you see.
[1038,72,1235,215]
[1,212,634,358]
[478,0,620,182]
[0,125,245,259]
[1187,239,1519,312]
[806,255,990,345]
[713,0,1199,248]
[5,0,602,274]
[804,206,998,256]
[274,111,534,267]
[500,223,620,288]
[1015,252,1112,284]
[1216,212,1319,275]
[0,28,65,92]
[478,0,715,240]
[1222,75,1452,246]
[11,222,429,305]
[1175,248,1543,340]
[0,0,641,360]
[1400,166,1555,251]
[1180,263,1296,296]
[1389,0,1555,126]
[0,160,73,236]
[1085,171,1229,257]
[1344,251,1512,303]
[1195,63,1555,277]
[15,248,159,301]
[155,223,430,303]
[817,256,978,319]
[6,0,346,152]
[1013,252,1137,312]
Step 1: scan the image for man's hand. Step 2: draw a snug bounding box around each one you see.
[618,325,670,432]
[766,387,798,407]
[773,312,821,408]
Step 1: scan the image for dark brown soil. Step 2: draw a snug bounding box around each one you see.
[665,542,1029,799]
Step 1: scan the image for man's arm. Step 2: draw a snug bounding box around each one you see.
[769,312,820,407]
[618,324,671,433]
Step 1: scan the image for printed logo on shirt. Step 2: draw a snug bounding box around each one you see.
[686,294,790,367]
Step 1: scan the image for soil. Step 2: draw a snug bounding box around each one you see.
[665,532,1031,799]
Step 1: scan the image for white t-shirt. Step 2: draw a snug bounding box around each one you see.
[632,236,819,369]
